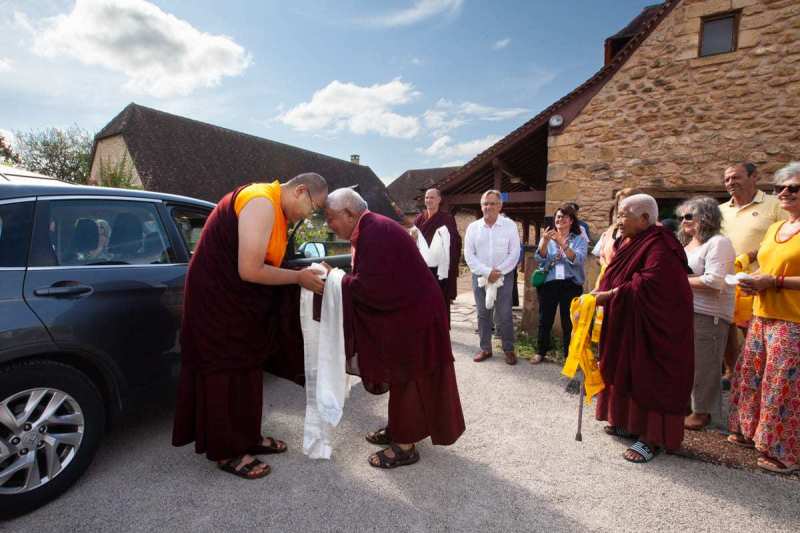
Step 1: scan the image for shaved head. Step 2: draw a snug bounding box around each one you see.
[325,188,368,214]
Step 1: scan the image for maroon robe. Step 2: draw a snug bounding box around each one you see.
[172,186,302,461]
[414,209,462,302]
[595,225,694,451]
[342,212,465,445]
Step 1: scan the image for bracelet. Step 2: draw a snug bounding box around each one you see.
[776,275,785,290]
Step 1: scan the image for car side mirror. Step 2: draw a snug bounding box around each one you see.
[299,242,326,258]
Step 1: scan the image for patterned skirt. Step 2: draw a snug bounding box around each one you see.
[728,316,800,467]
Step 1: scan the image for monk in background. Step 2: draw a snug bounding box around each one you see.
[324,188,465,468]
[173,173,327,479]
[592,194,694,464]
[414,188,462,324]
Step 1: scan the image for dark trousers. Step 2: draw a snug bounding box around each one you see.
[536,279,583,358]
[429,267,451,327]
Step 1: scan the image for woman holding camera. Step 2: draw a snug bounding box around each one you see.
[532,204,588,364]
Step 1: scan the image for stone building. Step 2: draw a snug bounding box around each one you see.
[428,0,800,333]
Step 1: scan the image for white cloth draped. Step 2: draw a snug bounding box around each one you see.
[411,225,450,280]
[477,275,504,309]
[299,264,358,460]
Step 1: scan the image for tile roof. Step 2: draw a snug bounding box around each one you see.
[386,166,460,213]
[92,103,400,219]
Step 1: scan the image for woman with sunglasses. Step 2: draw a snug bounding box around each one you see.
[727,161,800,474]
[676,197,735,431]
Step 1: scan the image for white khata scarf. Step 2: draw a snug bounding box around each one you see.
[410,225,450,280]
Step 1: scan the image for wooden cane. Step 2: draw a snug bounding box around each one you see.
[575,372,584,442]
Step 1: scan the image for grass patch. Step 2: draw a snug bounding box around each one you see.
[495,330,566,364]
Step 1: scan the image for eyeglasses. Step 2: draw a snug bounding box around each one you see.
[774,184,800,195]
[678,213,694,221]
[304,189,319,212]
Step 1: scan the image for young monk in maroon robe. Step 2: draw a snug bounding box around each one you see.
[592,194,694,464]
[323,188,466,468]
[172,173,328,479]
[413,188,462,325]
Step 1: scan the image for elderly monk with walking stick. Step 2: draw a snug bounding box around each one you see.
[592,194,694,464]
[172,173,328,479]
[323,188,465,468]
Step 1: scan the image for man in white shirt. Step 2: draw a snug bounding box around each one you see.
[464,190,521,365]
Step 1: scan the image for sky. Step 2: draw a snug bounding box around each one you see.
[0,0,659,183]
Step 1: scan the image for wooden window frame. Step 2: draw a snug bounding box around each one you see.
[698,10,741,58]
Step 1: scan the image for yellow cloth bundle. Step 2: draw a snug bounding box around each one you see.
[561,294,605,404]
[733,253,754,327]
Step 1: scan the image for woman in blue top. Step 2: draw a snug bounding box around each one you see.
[531,204,588,364]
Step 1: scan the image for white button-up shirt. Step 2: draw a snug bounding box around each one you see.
[464,215,521,276]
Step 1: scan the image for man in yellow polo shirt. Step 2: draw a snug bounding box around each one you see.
[719,162,785,384]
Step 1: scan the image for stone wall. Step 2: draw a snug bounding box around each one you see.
[546,0,800,234]
[89,135,143,187]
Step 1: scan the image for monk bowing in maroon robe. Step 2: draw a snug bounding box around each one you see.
[323,188,465,468]
[592,194,694,464]
[414,188,462,325]
[172,173,328,479]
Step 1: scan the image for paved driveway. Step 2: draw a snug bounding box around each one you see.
[4,305,798,532]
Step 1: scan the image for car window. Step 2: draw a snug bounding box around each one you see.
[171,207,209,255]
[0,201,34,267]
[30,199,173,267]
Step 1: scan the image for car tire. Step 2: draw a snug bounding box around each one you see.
[0,359,105,518]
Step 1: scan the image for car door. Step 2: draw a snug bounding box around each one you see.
[23,195,187,388]
[0,198,56,362]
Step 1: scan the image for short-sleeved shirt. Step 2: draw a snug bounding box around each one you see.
[753,221,800,324]
[719,190,785,260]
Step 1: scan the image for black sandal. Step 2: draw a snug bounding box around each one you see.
[368,443,420,469]
[218,456,271,479]
[365,427,392,446]
[248,437,287,455]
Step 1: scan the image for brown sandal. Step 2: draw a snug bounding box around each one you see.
[368,443,420,469]
[248,436,287,455]
[365,427,392,446]
[727,433,755,449]
[218,456,271,479]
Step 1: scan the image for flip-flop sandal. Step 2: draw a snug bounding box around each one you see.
[604,425,636,439]
[365,427,392,446]
[248,437,287,455]
[368,443,420,469]
[757,457,800,474]
[624,441,659,463]
[218,456,271,479]
[726,433,755,449]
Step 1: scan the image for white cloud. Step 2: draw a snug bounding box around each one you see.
[411,57,423,65]
[365,0,462,27]
[422,98,528,136]
[23,0,251,98]
[418,134,501,160]
[278,79,421,139]
[493,38,511,50]
[0,57,13,72]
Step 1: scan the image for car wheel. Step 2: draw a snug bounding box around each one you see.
[0,359,105,517]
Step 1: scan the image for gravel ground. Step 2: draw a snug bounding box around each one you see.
[4,320,799,532]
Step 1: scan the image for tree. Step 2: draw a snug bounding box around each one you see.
[0,134,21,165]
[14,126,93,184]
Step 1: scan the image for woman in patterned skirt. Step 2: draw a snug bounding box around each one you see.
[728,162,800,474]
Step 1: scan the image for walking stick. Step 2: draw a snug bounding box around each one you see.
[575,371,584,442]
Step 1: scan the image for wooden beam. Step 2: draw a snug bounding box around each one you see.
[446,190,545,205]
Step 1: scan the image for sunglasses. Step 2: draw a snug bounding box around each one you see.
[678,213,694,221]
[304,189,320,211]
[774,184,800,195]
